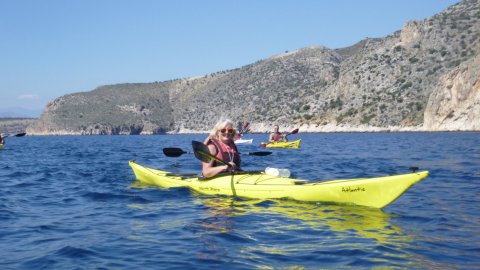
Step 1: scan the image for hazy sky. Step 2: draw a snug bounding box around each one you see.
[0,0,460,116]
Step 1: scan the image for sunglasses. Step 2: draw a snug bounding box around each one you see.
[219,128,235,134]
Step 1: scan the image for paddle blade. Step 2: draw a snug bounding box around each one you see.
[242,122,250,132]
[239,122,250,134]
[163,148,187,157]
[14,132,26,137]
[287,128,299,136]
[246,151,272,156]
[191,140,229,165]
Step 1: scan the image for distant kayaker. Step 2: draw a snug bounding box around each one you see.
[0,134,5,145]
[269,125,287,142]
[201,119,241,178]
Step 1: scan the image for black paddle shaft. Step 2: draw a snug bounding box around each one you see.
[163,147,272,157]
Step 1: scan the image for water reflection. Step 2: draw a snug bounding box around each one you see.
[128,187,420,268]
[193,196,413,246]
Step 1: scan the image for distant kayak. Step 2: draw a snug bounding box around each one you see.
[129,160,429,208]
[235,138,253,144]
[261,139,301,149]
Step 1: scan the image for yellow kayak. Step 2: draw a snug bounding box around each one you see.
[129,160,428,208]
[261,139,301,149]
[0,144,3,150]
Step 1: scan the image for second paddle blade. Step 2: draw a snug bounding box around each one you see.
[163,148,186,157]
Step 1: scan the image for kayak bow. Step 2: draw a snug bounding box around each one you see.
[129,160,428,208]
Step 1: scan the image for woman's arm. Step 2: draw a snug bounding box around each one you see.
[201,144,228,178]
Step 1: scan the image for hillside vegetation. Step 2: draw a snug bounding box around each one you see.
[28,0,480,135]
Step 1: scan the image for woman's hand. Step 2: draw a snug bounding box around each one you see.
[222,165,230,172]
[203,135,214,145]
[227,162,237,170]
[220,162,236,172]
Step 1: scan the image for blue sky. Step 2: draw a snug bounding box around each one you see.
[0,0,460,117]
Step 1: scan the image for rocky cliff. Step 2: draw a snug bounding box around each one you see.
[28,0,480,135]
[0,118,36,135]
[424,54,480,130]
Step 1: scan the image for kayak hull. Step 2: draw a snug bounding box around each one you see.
[129,161,428,208]
[0,144,3,150]
[261,139,301,149]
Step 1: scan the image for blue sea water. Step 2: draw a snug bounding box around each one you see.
[0,132,479,269]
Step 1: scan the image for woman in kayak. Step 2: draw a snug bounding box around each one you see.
[202,119,241,178]
[268,125,287,142]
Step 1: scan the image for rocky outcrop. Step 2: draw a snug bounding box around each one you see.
[0,118,36,135]
[27,0,480,135]
[28,83,175,135]
[424,54,480,130]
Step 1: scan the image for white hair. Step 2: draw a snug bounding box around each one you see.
[209,118,236,138]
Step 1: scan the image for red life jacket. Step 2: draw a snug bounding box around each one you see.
[273,132,282,141]
[208,138,241,168]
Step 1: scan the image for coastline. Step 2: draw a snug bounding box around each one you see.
[24,123,479,136]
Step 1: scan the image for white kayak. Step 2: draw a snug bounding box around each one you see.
[235,138,253,144]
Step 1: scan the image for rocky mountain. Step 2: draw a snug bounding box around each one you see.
[0,118,37,135]
[28,0,480,135]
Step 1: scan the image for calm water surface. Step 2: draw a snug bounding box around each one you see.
[0,133,479,269]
